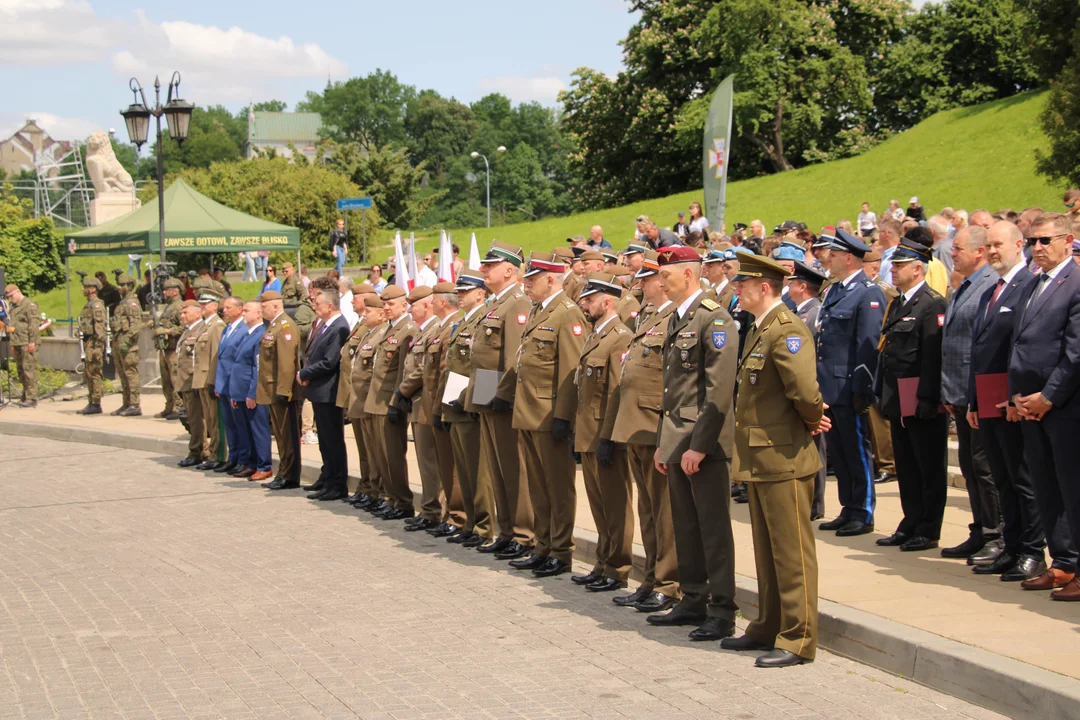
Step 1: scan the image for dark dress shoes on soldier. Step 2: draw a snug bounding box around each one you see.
[941,534,987,559]
[586,577,625,593]
[835,520,874,537]
[968,538,1004,566]
[635,592,678,613]
[494,542,530,560]
[265,478,299,490]
[119,406,142,417]
[755,649,808,668]
[353,495,375,509]
[431,523,460,538]
[899,536,938,552]
[317,489,348,502]
[164,411,182,421]
[177,457,200,468]
[509,553,546,570]
[76,403,102,415]
[231,467,255,478]
[194,461,218,471]
[875,532,909,547]
[974,553,1017,576]
[612,586,650,607]
[688,617,735,642]
[571,571,602,586]
[367,499,389,515]
[720,635,773,652]
[461,533,484,547]
[214,462,238,474]
[1000,556,1047,582]
[345,491,364,504]
[302,480,325,493]
[874,471,896,484]
[476,538,511,554]
[380,507,414,520]
[645,606,707,626]
[446,531,473,544]
[404,518,434,532]
[532,557,570,577]
[818,515,849,531]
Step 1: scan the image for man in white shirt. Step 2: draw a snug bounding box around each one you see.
[338,276,359,329]
[415,253,438,287]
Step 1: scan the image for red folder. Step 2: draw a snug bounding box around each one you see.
[975,373,1010,419]
[898,377,920,417]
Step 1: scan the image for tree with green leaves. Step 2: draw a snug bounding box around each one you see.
[404,91,477,175]
[300,70,416,150]
[324,142,439,230]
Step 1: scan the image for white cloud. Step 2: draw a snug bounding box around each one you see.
[474,72,567,105]
[0,0,115,64]
[0,111,101,143]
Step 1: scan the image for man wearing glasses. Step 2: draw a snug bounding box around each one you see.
[1009,213,1080,601]
[1063,188,1080,217]
[5,284,40,408]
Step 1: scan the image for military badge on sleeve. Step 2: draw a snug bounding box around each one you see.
[712,331,726,349]
[786,336,801,353]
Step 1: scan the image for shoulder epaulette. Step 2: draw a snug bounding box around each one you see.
[925,287,944,299]
[615,326,627,334]
[864,281,876,288]
[700,298,720,311]
[778,311,792,324]
[562,299,575,309]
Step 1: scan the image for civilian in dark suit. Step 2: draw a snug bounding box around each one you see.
[875,239,948,552]
[940,227,1000,561]
[966,222,1046,581]
[213,297,246,475]
[1008,212,1080,600]
[298,289,351,501]
[228,301,271,481]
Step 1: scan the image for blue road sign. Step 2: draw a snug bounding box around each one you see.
[337,197,373,211]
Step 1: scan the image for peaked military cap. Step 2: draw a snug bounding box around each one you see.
[481,240,524,267]
[579,272,624,299]
[524,251,565,278]
[454,269,487,291]
[733,253,790,282]
[788,260,826,286]
[635,249,661,279]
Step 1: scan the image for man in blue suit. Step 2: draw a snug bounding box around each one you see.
[966,221,1046,581]
[1008,212,1080,601]
[815,229,886,537]
[228,301,272,481]
[212,297,246,475]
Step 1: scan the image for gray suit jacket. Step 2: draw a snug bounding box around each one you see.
[941,263,995,405]
[795,297,821,340]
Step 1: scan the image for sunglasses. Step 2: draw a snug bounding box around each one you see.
[1067,202,1077,209]
[1026,234,1067,247]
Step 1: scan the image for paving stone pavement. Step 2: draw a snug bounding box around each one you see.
[0,435,1008,720]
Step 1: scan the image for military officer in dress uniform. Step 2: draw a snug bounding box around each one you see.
[426,284,468,537]
[257,290,302,490]
[572,273,634,593]
[76,277,108,415]
[280,261,303,305]
[648,246,739,641]
[723,253,827,668]
[771,242,805,311]
[350,295,389,508]
[155,278,186,420]
[472,241,535,558]
[439,270,495,544]
[815,229,886,537]
[702,248,736,312]
[609,250,681,613]
[611,265,642,327]
[175,300,206,466]
[192,291,227,470]
[110,274,144,416]
[875,239,949,552]
[338,283,375,501]
[6,284,40,408]
[365,285,418,520]
[510,251,587,578]
[787,261,827,519]
[555,246,585,303]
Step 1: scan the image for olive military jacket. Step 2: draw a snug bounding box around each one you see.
[194,314,225,391]
[439,306,486,424]
[348,322,388,419]
[512,290,587,432]
[364,315,418,416]
[564,272,585,303]
[397,316,440,424]
[466,284,531,412]
[573,316,631,453]
[256,312,301,404]
[427,314,459,424]
[157,299,184,351]
[281,274,303,305]
[734,303,824,482]
[10,296,40,346]
[656,292,737,463]
[335,321,367,410]
[616,292,641,328]
[175,320,205,393]
[111,294,144,352]
[78,297,108,344]
[610,300,676,446]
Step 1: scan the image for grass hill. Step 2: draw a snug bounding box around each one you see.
[32,90,1063,321]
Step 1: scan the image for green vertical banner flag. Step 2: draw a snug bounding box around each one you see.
[703,74,735,231]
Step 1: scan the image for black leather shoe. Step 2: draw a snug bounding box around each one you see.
[732,486,748,504]
[367,499,389,514]
[447,531,473,545]
[509,553,546,570]
[345,491,364,504]
[874,471,896,484]
[586,577,626,593]
[688,617,735,641]
[214,462,237,474]
[477,538,511,554]
[973,552,1017,576]
[494,542,530,560]
[876,531,909,547]
[755,649,808,668]
[317,490,348,502]
[266,478,299,490]
[302,481,325,493]
[818,516,849,531]
[177,457,201,468]
[231,467,255,478]
[380,507,415,520]
[646,607,707,626]
[1001,555,1047,582]
[353,495,376,509]
[261,478,281,488]
[635,592,678,613]
[76,403,102,415]
[430,523,459,538]
[164,411,182,421]
[835,520,874,537]
[462,533,485,547]
[900,536,938,552]
[195,460,218,471]
[720,635,773,652]
[941,535,986,559]
[613,586,650,607]
[968,538,1005,566]
[571,571,602,586]
[532,557,570,577]
[307,490,328,500]
[405,518,435,532]
[111,404,129,416]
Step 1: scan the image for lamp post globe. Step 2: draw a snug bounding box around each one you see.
[497,145,506,153]
[163,98,194,145]
[120,102,151,148]
[470,151,479,159]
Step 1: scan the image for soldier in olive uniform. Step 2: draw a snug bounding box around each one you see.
[76,277,108,415]
[364,285,418,520]
[427,285,468,536]
[196,268,227,298]
[510,251,587,578]
[472,241,535,558]
[195,291,227,470]
[438,270,495,544]
[703,249,737,313]
[6,284,40,407]
[176,300,207,465]
[111,274,144,416]
[280,261,304,305]
[155,278,186,420]
[723,253,826,668]
[337,283,375,501]
[609,251,681,613]
[572,274,633,592]
[648,246,739,641]
[350,295,389,507]
[257,290,303,489]
[612,266,642,327]
[555,247,585,303]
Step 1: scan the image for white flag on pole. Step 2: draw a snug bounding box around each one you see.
[393,231,409,293]
[407,232,420,290]
[468,232,481,271]
[437,229,454,282]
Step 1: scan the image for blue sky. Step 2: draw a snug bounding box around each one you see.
[0,0,637,143]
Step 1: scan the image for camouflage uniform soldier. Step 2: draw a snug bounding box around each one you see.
[76,277,108,415]
[154,278,185,419]
[6,284,40,407]
[280,262,303,305]
[110,274,144,416]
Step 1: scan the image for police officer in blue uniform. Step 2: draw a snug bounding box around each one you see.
[815,229,886,536]
[771,241,806,312]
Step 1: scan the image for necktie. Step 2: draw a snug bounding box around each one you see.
[1028,273,1051,309]
[985,278,1005,315]
[954,279,970,305]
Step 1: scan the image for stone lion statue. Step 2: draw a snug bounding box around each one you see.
[86,131,135,195]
